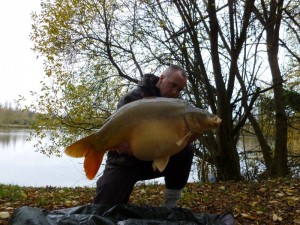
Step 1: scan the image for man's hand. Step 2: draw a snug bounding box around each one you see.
[117,141,132,155]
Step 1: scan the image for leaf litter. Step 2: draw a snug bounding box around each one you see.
[0,178,299,225]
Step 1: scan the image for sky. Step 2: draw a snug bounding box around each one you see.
[0,0,44,107]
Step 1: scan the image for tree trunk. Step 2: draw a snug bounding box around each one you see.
[265,0,289,177]
[267,51,289,177]
[248,113,273,175]
[216,127,243,180]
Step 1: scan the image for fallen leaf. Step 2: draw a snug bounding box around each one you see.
[0,211,10,219]
[241,213,256,220]
[273,213,282,221]
[287,197,297,206]
[250,201,257,207]
[293,218,300,224]
[259,188,267,192]
[269,200,278,204]
[240,194,248,200]
[276,193,285,197]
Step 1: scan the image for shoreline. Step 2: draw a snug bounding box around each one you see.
[0,124,32,129]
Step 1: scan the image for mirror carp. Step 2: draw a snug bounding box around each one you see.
[65,97,222,180]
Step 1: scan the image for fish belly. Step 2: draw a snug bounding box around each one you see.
[128,119,189,161]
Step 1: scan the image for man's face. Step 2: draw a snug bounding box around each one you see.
[156,71,187,98]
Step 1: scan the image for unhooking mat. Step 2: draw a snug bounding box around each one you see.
[8,204,234,225]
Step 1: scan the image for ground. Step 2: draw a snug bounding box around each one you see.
[0,178,299,225]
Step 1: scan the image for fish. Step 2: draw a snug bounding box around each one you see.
[65,97,222,180]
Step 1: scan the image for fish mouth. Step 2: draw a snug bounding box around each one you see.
[200,116,222,129]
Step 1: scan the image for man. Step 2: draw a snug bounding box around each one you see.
[93,65,195,208]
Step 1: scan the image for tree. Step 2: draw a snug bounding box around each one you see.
[27,0,125,155]
[29,0,300,179]
[247,0,300,178]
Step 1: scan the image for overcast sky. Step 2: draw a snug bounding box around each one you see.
[0,0,44,107]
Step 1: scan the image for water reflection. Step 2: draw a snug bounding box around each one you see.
[0,128,96,187]
[0,128,28,149]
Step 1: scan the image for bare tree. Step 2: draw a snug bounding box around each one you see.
[250,0,292,177]
[30,0,300,178]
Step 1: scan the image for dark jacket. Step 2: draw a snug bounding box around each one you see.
[106,74,161,166]
[117,74,161,108]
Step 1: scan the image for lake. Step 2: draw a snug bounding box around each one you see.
[0,128,96,187]
[0,128,199,187]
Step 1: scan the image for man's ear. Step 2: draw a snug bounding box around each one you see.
[156,75,164,88]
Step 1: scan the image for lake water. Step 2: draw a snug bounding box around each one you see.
[0,128,199,187]
[0,128,96,187]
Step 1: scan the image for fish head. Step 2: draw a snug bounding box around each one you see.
[184,106,222,135]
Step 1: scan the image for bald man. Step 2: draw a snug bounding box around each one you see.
[93,65,194,208]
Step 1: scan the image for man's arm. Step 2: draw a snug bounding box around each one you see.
[117,89,144,108]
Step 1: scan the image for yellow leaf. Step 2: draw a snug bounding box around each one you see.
[0,212,10,219]
[241,213,256,220]
[240,194,248,200]
[259,188,267,192]
[219,186,226,190]
[287,197,297,206]
[276,193,285,197]
[21,191,27,198]
[250,201,257,207]
[273,214,282,221]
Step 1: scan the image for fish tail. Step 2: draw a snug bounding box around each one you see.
[65,134,105,180]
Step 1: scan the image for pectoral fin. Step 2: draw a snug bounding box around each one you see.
[153,157,170,172]
[176,132,193,146]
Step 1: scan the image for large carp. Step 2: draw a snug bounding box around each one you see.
[65,97,221,180]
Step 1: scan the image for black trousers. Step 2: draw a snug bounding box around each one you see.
[93,144,194,207]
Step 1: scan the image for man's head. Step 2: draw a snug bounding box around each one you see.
[156,65,187,98]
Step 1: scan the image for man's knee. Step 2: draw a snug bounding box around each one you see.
[93,166,138,206]
[171,144,194,162]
